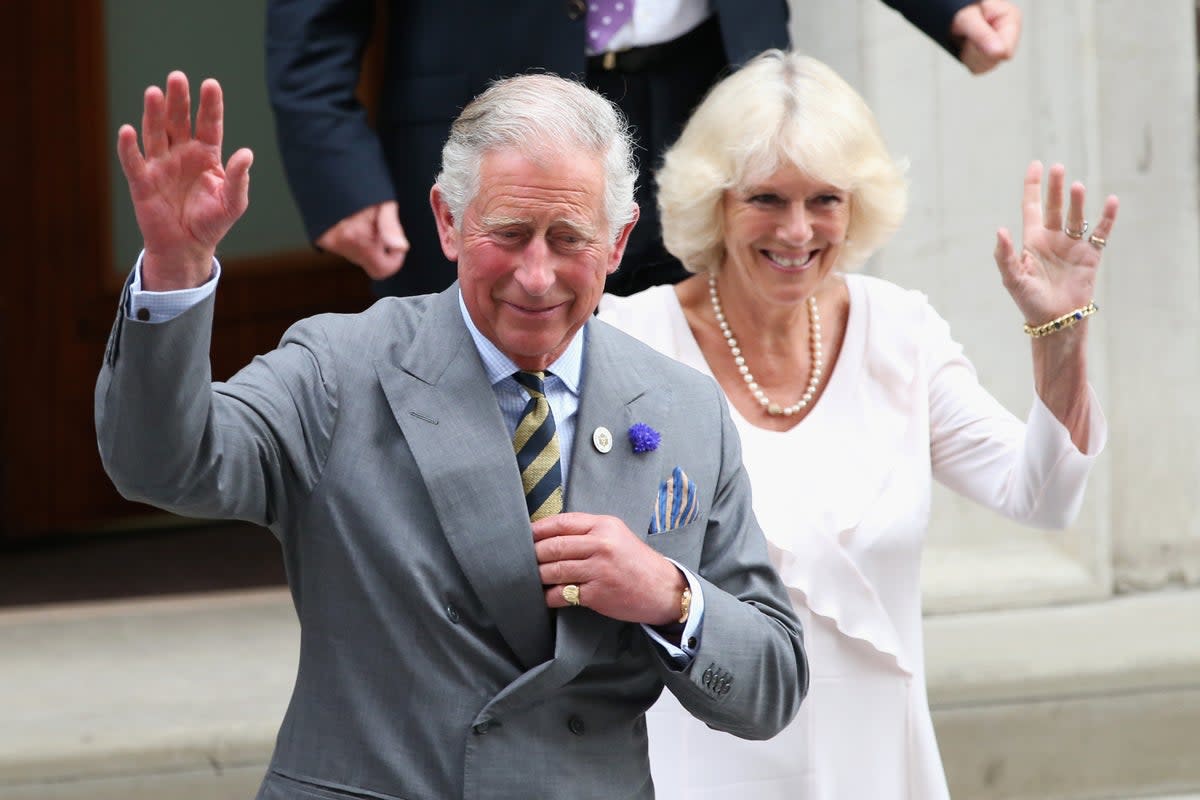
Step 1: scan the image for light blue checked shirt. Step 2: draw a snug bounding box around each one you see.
[128,256,701,665]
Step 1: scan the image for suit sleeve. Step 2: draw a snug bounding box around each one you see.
[881,0,974,56]
[95,282,338,532]
[266,0,396,242]
[655,380,808,740]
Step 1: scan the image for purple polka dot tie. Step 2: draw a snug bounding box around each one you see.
[587,0,634,52]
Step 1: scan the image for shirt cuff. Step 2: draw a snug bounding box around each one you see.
[640,559,705,669]
[127,251,221,322]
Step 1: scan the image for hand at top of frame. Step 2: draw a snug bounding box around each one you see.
[951,0,1022,75]
[116,71,253,291]
[994,161,1119,330]
[316,201,410,280]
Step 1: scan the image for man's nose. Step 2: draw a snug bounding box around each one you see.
[514,238,555,295]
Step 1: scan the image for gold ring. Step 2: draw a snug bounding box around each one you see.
[562,584,581,607]
[1064,221,1089,239]
[1088,233,1107,249]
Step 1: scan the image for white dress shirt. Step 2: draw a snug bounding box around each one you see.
[587,0,713,53]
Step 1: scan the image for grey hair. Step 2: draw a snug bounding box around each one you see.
[435,73,638,242]
[657,50,909,274]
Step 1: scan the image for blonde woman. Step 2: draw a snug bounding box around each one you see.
[599,50,1118,799]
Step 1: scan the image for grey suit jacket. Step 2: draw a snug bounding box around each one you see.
[96,282,807,800]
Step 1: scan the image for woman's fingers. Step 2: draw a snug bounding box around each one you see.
[1042,162,1067,232]
[1021,160,1044,233]
[1064,180,1087,238]
[1087,194,1120,249]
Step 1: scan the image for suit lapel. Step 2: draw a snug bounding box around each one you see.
[552,320,670,673]
[374,286,554,670]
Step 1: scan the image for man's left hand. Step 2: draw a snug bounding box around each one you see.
[533,513,686,626]
[951,0,1022,75]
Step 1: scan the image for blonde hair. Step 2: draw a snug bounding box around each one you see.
[657,50,908,273]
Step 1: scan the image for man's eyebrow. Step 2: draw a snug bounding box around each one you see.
[480,215,598,239]
[480,214,532,229]
[551,218,598,239]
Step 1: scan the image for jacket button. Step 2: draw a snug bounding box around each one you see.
[445,604,460,624]
[567,715,586,735]
[565,0,586,20]
[473,721,492,735]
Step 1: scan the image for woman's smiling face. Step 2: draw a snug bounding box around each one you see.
[719,161,850,305]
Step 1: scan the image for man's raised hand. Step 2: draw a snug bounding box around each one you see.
[116,71,252,290]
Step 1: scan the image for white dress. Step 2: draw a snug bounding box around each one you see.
[597,275,1106,799]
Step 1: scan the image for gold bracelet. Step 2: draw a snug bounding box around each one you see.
[1023,302,1098,338]
[678,587,692,624]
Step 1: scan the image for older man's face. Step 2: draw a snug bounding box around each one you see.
[432,147,636,372]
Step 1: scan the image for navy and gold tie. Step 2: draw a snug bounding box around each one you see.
[513,371,564,521]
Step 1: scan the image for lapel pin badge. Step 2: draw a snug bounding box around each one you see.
[592,426,613,453]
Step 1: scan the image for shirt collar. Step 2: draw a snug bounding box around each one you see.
[458,289,583,395]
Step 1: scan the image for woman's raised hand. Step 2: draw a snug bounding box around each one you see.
[994,161,1118,330]
[116,71,252,290]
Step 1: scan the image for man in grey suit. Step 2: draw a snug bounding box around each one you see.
[98,69,807,800]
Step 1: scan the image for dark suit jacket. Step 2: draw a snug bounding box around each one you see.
[267,1,970,296]
[267,0,792,296]
[95,281,808,799]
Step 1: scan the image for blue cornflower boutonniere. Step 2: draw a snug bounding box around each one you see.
[628,423,661,454]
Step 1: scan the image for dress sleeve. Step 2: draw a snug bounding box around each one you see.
[924,297,1107,529]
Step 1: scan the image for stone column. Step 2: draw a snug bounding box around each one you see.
[788,0,1200,606]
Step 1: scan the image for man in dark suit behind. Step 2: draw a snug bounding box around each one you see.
[266,0,1022,299]
[98,68,807,799]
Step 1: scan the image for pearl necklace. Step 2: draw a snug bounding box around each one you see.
[708,276,823,417]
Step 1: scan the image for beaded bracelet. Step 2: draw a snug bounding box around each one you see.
[1023,302,1098,338]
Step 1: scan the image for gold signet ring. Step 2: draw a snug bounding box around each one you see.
[1087,233,1107,249]
[562,584,581,607]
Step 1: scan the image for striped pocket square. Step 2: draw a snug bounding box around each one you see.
[649,466,700,534]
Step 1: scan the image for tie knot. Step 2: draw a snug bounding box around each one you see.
[514,370,548,397]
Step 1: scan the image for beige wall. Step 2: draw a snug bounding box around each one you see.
[789,0,1200,610]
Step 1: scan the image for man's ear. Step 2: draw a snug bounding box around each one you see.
[429,185,460,261]
[606,203,640,275]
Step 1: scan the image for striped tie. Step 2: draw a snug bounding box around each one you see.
[513,371,564,521]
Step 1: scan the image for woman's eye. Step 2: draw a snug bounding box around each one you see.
[749,194,782,205]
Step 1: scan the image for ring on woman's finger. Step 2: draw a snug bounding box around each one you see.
[1064,221,1089,239]
[1087,233,1107,249]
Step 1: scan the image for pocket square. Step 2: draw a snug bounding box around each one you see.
[649,466,700,534]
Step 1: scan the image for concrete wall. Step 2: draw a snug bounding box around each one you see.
[790,0,1200,608]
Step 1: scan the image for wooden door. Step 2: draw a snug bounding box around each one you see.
[0,2,375,538]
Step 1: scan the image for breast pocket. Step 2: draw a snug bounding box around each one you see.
[646,517,705,565]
